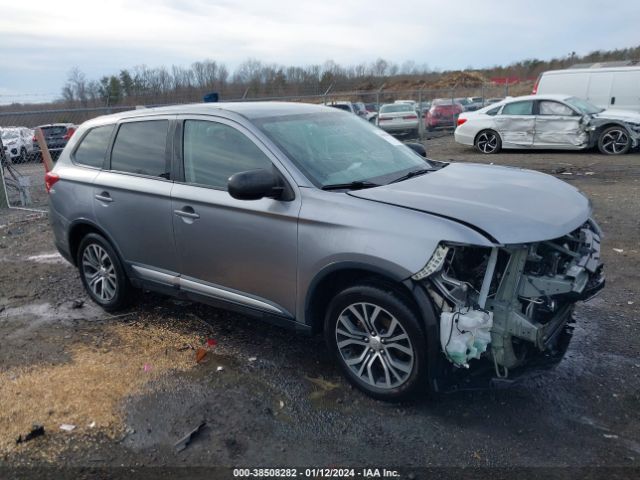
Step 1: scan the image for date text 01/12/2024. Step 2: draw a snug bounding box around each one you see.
[232,468,401,477]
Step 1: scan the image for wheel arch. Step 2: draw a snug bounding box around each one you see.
[304,262,419,334]
[594,121,631,136]
[68,219,125,268]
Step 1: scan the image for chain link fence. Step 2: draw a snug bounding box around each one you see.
[0,84,514,212]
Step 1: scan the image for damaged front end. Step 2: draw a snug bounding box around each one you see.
[416,219,605,388]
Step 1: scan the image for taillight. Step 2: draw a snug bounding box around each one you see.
[45,172,60,193]
[402,115,417,120]
[532,74,541,94]
[457,117,467,126]
[63,128,76,140]
[379,116,391,121]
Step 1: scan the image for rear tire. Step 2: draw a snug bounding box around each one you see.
[474,129,501,154]
[324,283,427,401]
[598,126,631,155]
[77,233,133,312]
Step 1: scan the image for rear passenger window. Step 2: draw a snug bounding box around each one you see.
[183,120,273,189]
[73,125,114,168]
[110,120,169,177]
[501,101,533,115]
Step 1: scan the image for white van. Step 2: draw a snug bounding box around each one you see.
[534,66,640,112]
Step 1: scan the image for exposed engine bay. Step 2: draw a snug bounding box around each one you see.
[421,219,605,378]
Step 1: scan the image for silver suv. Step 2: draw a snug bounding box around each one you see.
[47,102,604,400]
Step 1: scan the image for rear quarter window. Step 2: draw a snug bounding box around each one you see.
[73,125,114,168]
[110,120,169,177]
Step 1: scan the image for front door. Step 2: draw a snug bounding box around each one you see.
[534,100,586,147]
[494,100,535,147]
[171,116,300,317]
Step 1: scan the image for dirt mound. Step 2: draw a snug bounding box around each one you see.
[429,71,487,89]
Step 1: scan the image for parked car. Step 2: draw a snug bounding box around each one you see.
[32,123,77,160]
[1,127,34,163]
[329,101,377,123]
[364,103,379,113]
[455,94,640,155]
[48,102,604,400]
[424,99,464,131]
[376,103,419,136]
[329,101,357,114]
[455,97,483,112]
[484,97,504,106]
[418,101,431,113]
[534,66,640,112]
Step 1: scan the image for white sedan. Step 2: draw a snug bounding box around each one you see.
[454,94,640,155]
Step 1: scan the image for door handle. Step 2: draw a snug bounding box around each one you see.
[174,207,200,220]
[95,192,113,203]
[611,96,616,105]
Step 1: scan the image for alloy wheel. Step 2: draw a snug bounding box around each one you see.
[335,302,415,390]
[601,129,629,154]
[82,243,117,302]
[476,131,498,153]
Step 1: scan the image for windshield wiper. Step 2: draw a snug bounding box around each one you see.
[388,168,433,184]
[321,180,381,191]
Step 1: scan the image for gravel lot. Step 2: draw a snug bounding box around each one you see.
[0,135,639,476]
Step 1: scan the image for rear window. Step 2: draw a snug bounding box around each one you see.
[380,104,413,113]
[73,125,114,168]
[41,126,68,136]
[110,120,169,177]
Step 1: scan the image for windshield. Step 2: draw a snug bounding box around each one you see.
[380,104,414,113]
[255,111,431,188]
[1,130,19,140]
[564,97,603,115]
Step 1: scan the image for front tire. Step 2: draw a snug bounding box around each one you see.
[324,284,427,401]
[474,129,501,154]
[598,126,631,155]
[77,233,133,312]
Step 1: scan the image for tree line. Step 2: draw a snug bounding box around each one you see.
[43,44,640,108]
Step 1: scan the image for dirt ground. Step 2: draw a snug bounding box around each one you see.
[0,136,639,476]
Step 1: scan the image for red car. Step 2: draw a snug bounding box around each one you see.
[424,99,463,131]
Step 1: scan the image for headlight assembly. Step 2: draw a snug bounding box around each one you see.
[411,244,450,281]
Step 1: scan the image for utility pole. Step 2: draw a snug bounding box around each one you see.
[0,137,8,208]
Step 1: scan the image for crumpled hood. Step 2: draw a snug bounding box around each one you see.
[594,109,640,124]
[348,163,591,244]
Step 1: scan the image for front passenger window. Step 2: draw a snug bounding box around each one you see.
[539,101,574,116]
[183,120,273,189]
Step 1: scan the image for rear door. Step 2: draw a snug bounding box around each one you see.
[533,100,586,147]
[93,116,179,276]
[171,115,300,317]
[494,100,535,147]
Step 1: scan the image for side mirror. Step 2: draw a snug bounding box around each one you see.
[405,142,427,158]
[228,169,283,201]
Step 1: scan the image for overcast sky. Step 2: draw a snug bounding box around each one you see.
[0,0,638,104]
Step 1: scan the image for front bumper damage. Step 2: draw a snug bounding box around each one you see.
[419,219,604,390]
